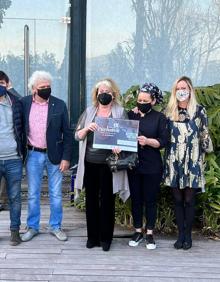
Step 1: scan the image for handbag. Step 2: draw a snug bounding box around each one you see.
[106,151,139,172]
[200,129,213,153]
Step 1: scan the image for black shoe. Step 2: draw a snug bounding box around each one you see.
[86,240,100,249]
[10,230,22,246]
[174,240,183,249]
[128,232,143,247]
[0,204,4,211]
[101,241,111,252]
[146,234,156,250]
[183,240,192,250]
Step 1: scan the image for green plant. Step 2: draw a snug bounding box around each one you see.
[156,187,176,233]
[115,196,133,227]
[72,189,86,211]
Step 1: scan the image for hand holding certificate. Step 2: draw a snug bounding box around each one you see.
[93,117,139,152]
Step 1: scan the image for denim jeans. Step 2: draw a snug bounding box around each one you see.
[0,158,22,230]
[26,150,63,231]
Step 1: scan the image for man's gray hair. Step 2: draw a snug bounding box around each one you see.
[28,71,53,91]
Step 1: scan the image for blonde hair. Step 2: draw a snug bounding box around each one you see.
[91,78,121,106]
[165,76,198,121]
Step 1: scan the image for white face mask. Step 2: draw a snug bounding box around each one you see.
[176,90,190,102]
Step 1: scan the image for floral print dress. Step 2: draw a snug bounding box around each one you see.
[164,105,209,192]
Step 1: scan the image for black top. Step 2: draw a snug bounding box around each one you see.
[128,109,168,174]
[85,131,110,164]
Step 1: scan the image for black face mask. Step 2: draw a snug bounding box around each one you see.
[137,102,152,114]
[97,92,112,105]
[0,85,7,97]
[37,87,51,100]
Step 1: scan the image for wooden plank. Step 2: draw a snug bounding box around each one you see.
[1,202,220,282]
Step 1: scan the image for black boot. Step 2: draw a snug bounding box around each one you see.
[10,230,22,246]
[174,232,185,249]
[183,226,192,250]
[182,188,196,250]
[173,200,185,249]
[101,241,111,252]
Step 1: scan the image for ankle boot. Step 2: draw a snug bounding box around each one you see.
[10,230,22,246]
[183,230,192,250]
[174,232,184,249]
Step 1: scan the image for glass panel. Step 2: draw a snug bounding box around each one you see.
[86,0,220,104]
[0,0,70,103]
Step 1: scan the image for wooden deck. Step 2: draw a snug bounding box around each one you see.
[1,199,220,282]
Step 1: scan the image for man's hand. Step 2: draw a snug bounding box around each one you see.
[59,160,70,172]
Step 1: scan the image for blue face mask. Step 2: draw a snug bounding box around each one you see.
[0,85,7,97]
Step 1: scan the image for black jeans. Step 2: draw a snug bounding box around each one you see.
[84,161,115,244]
[128,172,161,230]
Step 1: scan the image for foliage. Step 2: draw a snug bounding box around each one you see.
[0,0,11,27]
[115,197,133,227]
[193,85,220,235]
[69,189,86,211]
[0,52,63,98]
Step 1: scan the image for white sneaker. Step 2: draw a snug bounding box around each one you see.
[21,228,38,242]
[146,234,156,250]
[128,232,143,247]
[50,228,67,241]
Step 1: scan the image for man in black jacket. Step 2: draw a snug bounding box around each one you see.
[0,80,21,212]
[21,70,73,242]
[0,70,23,246]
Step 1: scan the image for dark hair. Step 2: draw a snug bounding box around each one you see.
[0,71,9,84]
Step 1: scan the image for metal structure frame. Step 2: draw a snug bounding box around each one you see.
[68,0,87,163]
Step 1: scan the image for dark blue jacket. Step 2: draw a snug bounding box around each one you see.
[21,95,73,164]
[6,92,23,157]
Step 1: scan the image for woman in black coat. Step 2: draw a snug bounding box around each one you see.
[127,83,168,250]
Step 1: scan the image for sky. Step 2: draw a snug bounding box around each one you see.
[86,0,135,58]
[0,0,213,61]
[0,0,70,63]
[0,0,135,60]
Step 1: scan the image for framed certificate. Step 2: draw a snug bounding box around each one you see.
[93,117,139,152]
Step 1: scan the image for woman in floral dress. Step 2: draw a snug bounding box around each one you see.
[164,76,212,250]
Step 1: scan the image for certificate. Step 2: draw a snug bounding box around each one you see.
[93,117,139,152]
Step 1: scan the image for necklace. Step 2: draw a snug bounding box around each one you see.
[178,107,190,122]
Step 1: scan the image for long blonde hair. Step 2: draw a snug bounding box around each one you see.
[91,78,121,107]
[165,76,198,121]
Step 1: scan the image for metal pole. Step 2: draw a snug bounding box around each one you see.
[24,25,30,96]
[68,0,87,164]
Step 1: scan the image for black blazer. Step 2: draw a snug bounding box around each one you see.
[21,95,73,165]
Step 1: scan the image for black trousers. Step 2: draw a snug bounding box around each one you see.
[128,172,161,230]
[84,161,115,243]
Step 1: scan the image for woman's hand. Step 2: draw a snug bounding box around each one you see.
[77,122,98,140]
[112,146,121,154]
[87,122,98,132]
[137,135,147,146]
[132,106,139,114]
